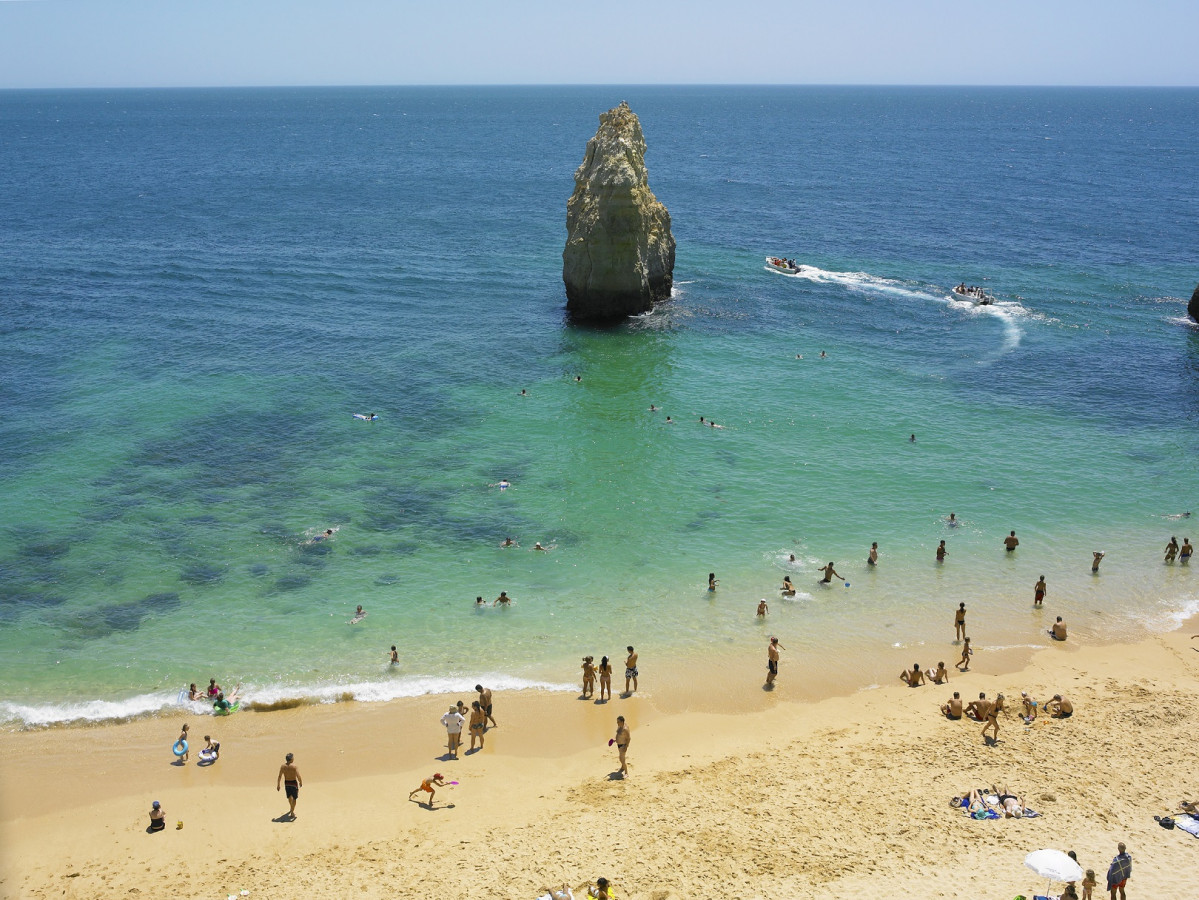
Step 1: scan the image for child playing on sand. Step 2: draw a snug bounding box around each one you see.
[201,735,220,761]
[409,773,448,807]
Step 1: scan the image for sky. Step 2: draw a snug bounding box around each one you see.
[0,0,1196,89]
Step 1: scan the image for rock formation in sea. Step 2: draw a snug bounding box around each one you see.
[1190,284,1199,322]
[563,101,675,321]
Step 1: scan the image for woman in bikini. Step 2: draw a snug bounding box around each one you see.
[581,656,596,699]
[468,701,486,751]
[598,656,612,702]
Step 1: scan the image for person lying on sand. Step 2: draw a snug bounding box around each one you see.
[993,785,1026,818]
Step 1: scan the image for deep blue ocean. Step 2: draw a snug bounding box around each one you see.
[2,86,1197,726]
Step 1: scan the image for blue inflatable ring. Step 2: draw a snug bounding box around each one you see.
[172,739,188,757]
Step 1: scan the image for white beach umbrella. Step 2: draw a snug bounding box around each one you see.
[1024,848,1083,895]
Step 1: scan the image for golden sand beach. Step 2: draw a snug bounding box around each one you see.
[2,623,1197,900]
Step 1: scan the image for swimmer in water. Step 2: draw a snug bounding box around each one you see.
[909,434,916,442]
[708,573,718,591]
[533,542,550,551]
[312,528,334,542]
[936,540,948,562]
[500,537,517,548]
[818,562,842,584]
[1092,551,1105,573]
[868,542,879,566]
[665,416,674,424]
[519,389,527,397]
[819,350,827,359]
[947,513,957,527]
[490,479,510,490]
[781,576,796,596]
[788,553,797,563]
[757,599,769,617]
[474,596,485,607]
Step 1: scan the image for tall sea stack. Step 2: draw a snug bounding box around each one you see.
[563,102,675,321]
[1190,284,1199,323]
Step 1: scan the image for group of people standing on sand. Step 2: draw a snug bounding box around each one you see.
[438,685,498,759]
[580,647,638,699]
[580,655,613,701]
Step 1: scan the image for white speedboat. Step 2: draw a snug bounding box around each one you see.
[766,256,801,273]
[952,284,995,305]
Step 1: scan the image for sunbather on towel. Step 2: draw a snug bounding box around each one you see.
[992,786,1021,819]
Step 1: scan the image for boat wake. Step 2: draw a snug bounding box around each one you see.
[775,263,1033,359]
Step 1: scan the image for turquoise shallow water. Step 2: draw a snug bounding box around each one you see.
[1,86,1197,726]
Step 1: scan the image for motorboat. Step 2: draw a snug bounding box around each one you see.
[952,283,995,305]
[766,256,801,273]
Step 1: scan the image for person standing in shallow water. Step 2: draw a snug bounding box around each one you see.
[766,636,782,685]
[868,542,879,566]
[1165,536,1179,563]
[954,603,966,642]
[1004,530,1020,552]
[1034,576,1047,607]
[936,540,948,562]
[708,572,717,591]
[624,646,638,694]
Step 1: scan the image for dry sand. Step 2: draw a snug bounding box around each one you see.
[2,623,1197,900]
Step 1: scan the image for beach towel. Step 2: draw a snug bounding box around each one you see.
[969,808,1000,820]
[1175,814,1199,838]
[1022,807,1041,818]
[1106,851,1132,889]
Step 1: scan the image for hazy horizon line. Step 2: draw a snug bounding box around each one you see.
[3,81,1197,93]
